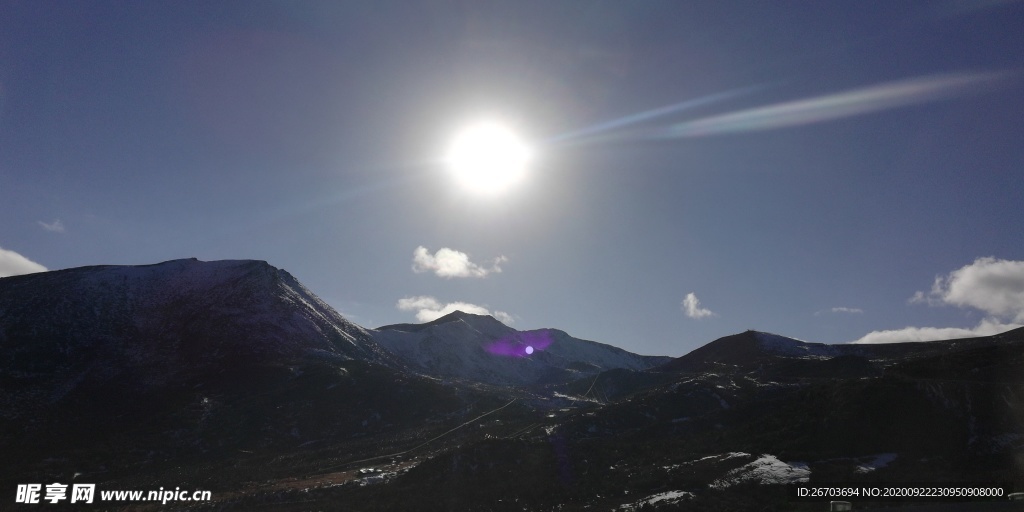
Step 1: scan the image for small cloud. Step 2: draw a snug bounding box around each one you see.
[817,306,864,315]
[396,295,442,312]
[853,257,1024,343]
[0,245,47,277]
[396,295,514,324]
[493,311,515,325]
[412,246,506,279]
[681,292,715,319]
[832,307,864,314]
[37,219,65,233]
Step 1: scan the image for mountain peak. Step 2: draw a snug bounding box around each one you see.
[432,309,498,324]
[137,257,273,272]
[377,310,509,334]
[372,314,669,386]
[657,330,823,372]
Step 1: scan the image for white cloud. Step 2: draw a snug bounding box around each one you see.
[412,246,506,279]
[911,257,1024,323]
[681,292,715,319]
[396,295,442,312]
[493,311,516,325]
[0,245,48,277]
[37,219,65,233]
[853,318,1021,344]
[854,257,1024,344]
[396,295,514,324]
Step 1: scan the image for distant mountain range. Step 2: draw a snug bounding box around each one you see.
[656,328,984,375]
[2,259,1022,511]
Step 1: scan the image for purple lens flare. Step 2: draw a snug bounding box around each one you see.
[484,329,554,357]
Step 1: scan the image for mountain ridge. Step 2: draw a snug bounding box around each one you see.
[655,328,1024,374]
[0,258,398,380]
[373,310,671,387]
[3,259,1024,510]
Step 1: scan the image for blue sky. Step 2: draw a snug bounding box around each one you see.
[2,1,1023,356]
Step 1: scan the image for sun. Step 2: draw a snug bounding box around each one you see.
[445,121,532,195]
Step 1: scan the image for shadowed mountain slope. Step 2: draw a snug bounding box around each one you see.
[4,260,1024,511]
[373,311,671,386]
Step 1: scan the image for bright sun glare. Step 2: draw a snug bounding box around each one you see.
[445,121,531,195]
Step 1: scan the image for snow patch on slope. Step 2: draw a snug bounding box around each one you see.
[709,454,810,488]
[663,452,750,471]
[855,453,897,474]
[620,490,693,510]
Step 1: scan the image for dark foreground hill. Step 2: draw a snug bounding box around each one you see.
[0,259,506,493]
[2,260,1023,511]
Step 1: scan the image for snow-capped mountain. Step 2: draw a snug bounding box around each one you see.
[373,310,671,386]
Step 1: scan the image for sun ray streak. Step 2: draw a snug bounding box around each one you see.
[546,84,766,145]
[647,71,1016,139]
